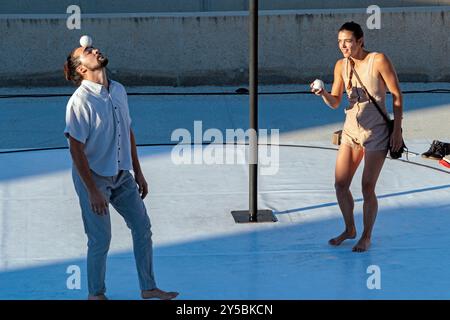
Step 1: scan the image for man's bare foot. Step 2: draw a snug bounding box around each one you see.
[352,237,371,252]
[328,229,356,246]
[88,294,108,300]
[141,288,179,300]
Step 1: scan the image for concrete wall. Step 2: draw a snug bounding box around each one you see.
[1,0,450,13]
[0,7,449,87]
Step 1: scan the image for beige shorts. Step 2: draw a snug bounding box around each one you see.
[341,102,390,152]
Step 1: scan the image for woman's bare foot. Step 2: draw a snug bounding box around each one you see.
[328,229,356,246]
[352,237,371,252]
[141,288,179,300]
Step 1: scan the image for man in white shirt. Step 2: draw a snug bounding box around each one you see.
[64,45,179,300]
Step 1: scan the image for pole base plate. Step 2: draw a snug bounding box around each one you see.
[231,210,277,223]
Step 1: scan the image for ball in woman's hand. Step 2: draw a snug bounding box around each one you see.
[312,79,324,91]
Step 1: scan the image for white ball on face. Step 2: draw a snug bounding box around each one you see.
[312,79,324,90]
[79,35,93,47]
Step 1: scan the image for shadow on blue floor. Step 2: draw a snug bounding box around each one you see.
[1,202,450,300]
[275,184,450,214]
[0,146,172,182]
[1,90,449,151]
[1,89,450,181]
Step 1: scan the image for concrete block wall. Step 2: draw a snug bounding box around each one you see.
[1,0,450,13]
[0,6,449,86]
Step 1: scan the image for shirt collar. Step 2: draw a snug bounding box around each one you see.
[81,79,114,96]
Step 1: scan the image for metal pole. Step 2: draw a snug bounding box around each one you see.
[249,0,258,222]
[230,0,276,224]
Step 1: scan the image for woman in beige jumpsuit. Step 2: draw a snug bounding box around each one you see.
[311,22,404,252]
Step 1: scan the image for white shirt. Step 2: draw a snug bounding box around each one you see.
[64,79,133,177]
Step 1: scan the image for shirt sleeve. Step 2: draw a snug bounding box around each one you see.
[64,97,90,144]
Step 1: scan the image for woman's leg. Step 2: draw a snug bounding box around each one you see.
[329,143,365,246]
[352,149,387,252]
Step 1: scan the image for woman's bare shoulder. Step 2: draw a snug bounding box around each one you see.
[335,58,346,70]
[373,52,391,64]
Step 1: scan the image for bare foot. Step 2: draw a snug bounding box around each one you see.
[352,237,371,252]
[328,229,356,246]
[141,288,179,300]
[88,294,108,300]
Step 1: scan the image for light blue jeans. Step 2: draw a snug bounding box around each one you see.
[72,167,157,296]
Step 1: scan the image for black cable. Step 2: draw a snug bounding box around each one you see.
[0,142,447,174]
[1,88,449,99]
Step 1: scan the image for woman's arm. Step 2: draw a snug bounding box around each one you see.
[375,53,403,129]
[375,53,404,152]
[311,59,345,109]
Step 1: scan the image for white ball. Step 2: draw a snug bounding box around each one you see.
[79,35,92,47]
[312,79,324,91]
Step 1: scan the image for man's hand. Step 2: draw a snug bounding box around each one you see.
[135,172,149,199]
[88,188,108,215]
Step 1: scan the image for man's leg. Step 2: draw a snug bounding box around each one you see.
[352,149,387,252]
[110,171,178,299]
[329,143,364,246]
[72,168,112,297]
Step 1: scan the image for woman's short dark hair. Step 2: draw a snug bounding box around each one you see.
[64,49,83,86]
[339,21,364,47]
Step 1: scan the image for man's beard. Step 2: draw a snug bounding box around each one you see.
[99,56,109,67]
[90,56,109,71]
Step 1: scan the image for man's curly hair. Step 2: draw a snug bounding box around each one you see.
[63,48,83,86]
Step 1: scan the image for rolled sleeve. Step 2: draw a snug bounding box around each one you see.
[64,99,90,144]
